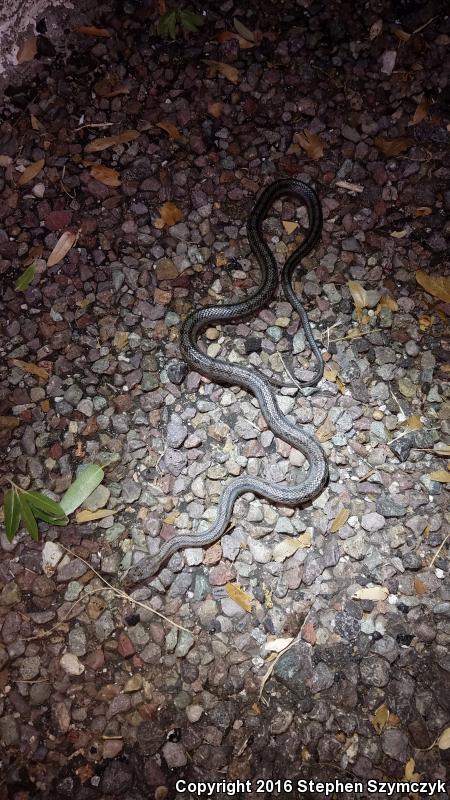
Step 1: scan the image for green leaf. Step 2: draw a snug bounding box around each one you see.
[31,508,69,526]
[168,10,178,39]
[233,16,256,42]
[24,490,67,520]
[15,263,36,291]
[59,464,104,515]
[180,9,204,30]
[17,492,38,541]
[4,489,21,542]
[158,10,177,39]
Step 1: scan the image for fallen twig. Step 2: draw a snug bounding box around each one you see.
[60,544,191,633]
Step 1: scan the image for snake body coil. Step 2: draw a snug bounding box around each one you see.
[127,179,328,584]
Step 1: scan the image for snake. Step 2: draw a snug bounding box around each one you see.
[126,178,328,584]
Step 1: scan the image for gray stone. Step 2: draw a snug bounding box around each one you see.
[121,479,142,503]
[381,729,409,762]
[175,631,194,657]
[376,494,406,518]
[360,656,390,687]
[361,512,385,532]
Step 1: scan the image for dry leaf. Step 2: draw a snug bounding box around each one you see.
[10,359,49,381]
[273,532,312,562]
[158,202,182,226]
[416,270,450,304]
[17,159,45,186]
[370,704,390,734]
[390,229,408,239]
[282,220,298,234]
[414,577,428,595]
[47,231,77,267]
[225,582,252,612]
[433,444,450,456]
[352,586,389,601]
[0,416,20,430]
[216,31,254,49]
[335,375,345,395]
[394,28,411,42]
[375,294,399,313]
[419,313,433,331]
[76,509,114,523]
[402,415,422,431]
[204,60,240,84]
[94,77,131,98]
[429,470,450,483]
[76,26,112,37]
[348,280,368,309]
[414,206,432,217]
[437,727,450,750]
[90,165,121,187]
[85,130,140,153]
[410,100,428,126]
[156,121,183,141]
[264,637,294,654]
[208,102,223,118]
[295,130,324,161]
[374,136,414,156]
[17,36,37,64]
[114,331,129,351]
[31,115,44,131]
[404,757,420,782]
[329,508,349,533]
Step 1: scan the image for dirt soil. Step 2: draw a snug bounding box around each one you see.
[0,0,449,798]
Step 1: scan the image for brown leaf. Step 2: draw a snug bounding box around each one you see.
[76,26,112,37]
[94,77,131,98]
[17,36,37,64]
[216,31,254,49]
[156,121,183,141]
[437,727,450,750]
[17,159,45,186]
[371,703,390,734]
[410,99,428,126]
[76,509,114,523]
[30,115,45,131]
[353,586,389,601]
[47,231,77,267]
[348,280,368,309]
[416,270,450,304]
[208,102,223,118]
[329,508,350,533]
[402,415,422,431]
[0,416,20,430]
[84,130,140,153]
[429,470,450,483]
[414,577,428,595]
[157,202,182,226]
[204,60,240,84]
[375,294,399,313]
[394,28,411,42]
[414,206,432,217]
[369,19,383,40]
[282,220,298,234]
[225,582,252,612]
[10,359,49,381]
[294,130,324,161]
[374,136,414,156]
[90,165,121,187]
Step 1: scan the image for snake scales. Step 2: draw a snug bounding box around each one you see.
[127,178,328,584]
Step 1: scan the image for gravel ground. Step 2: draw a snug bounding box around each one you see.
[0,0,449,798]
